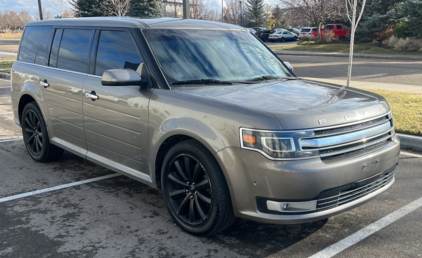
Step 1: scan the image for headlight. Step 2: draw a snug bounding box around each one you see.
[240,128,319,160]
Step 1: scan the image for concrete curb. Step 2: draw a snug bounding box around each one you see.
[272,50,422,61]
[0,72,10,80]
[397,133,422,152]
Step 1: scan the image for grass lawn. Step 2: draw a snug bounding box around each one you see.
[370,90,422,136]
[0,59,14,73]
[269,43,422,55]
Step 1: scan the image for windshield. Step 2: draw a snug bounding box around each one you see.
[143,29,293,86]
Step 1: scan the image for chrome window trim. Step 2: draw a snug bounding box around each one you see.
[14,61,88,76]
[301,121,392,148]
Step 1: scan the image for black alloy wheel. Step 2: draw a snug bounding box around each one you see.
[166,154,212,226]
[161,140,235,236]
[21,102,64,162]
[23,109,43,156]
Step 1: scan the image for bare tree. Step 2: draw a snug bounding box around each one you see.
[280,0,344,35]
[2,10,20,31]
[62,8,75,18]
[223,0,241,24]
[191,0,207,19]
[108,0,131,16]
[345,0,366,88]
[19,10,33,25]
[35,8,53,20]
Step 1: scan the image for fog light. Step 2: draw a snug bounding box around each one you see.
[267,200,317,213]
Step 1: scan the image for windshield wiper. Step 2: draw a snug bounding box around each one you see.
[172,79,233,85]
[246,76,297,82]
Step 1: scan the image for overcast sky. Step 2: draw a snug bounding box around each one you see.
[0,0,280,17]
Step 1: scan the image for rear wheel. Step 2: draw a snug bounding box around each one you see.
[161,140,235,236]
[21,102,64,162]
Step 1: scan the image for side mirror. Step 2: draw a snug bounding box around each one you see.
[284,62,294,72]
[101,69,148,87]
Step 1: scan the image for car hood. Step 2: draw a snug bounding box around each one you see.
[173,79,390,130]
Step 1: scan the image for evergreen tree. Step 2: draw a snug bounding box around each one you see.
[399,0,422,38]
[246,0,266,27]
[128,0,163,18]
[357,0,405,41]
[70,0,109,17]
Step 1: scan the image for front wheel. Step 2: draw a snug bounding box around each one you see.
[281,37,286,42]
[161,140,235,236]
[21,102,64,162]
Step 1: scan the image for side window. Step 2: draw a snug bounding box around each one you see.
[57,29,92,73]
[337,25,343,29]
[18,26,52,65]
[95,30,143,76]
[49,29,63,68]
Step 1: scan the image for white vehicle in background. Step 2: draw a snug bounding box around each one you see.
[268,29,298,42]
[299,27,318,38]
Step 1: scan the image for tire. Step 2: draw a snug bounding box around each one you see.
[161,140,235,236]
[294,36,298,41]
[281,37,286,42]
[21,102,64,162]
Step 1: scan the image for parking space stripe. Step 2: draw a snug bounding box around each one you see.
[0,174,121,203]
[0,138,22,143]
[308,197,422,258]
[400,150,422,158]
[0,112,13,114]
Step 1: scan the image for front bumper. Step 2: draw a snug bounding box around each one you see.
[215,135,400,224]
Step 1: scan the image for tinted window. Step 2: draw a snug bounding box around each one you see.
[337,25,343,29]
[95,30,143,76]
[49,29,63,68]
[18,26,51,65]
[57,29,92,73]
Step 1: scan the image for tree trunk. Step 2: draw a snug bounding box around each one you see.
[347,8,357,88]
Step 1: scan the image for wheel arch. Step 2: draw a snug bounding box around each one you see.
[153,132,227,190]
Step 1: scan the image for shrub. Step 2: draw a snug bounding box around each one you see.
[320,32,339,43]
[382,35,422,52]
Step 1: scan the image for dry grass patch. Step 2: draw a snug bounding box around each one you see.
[370,90,422,136]
[0,32,23,40]
[0,59,14,73]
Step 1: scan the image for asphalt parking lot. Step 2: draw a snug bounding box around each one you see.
[1,77,422,257]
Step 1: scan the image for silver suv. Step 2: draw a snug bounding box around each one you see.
[11,18,400,236]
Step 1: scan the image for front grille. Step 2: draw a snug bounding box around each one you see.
[301,113,394,158]
[317,170,395,211]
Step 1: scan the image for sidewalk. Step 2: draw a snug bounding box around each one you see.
[274,50,422,61]
[302,77,422,94]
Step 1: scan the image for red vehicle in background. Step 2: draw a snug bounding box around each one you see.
[309,24,351,38]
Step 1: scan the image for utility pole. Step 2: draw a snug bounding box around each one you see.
[37,0,43,20]
[183,0,190,19]
[175,0,177,18]
[239,0,243,26]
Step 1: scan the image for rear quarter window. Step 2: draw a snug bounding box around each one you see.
[18,26,52,65]
[56,29,92,73]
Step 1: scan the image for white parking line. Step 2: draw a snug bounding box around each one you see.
[0,138,22,143]
[0,112,12,115]
[0,174,121,204]
[400,150,422,158]
[0,86,10,88]
[309,197,422,258]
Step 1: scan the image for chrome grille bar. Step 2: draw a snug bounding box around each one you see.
[301,121,392,148]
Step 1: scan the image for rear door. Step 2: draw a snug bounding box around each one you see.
[38,28,94,155]
[82,29,152,181]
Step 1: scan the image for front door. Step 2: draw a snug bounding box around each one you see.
[40,28,94,155]
[82,29,152,181]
